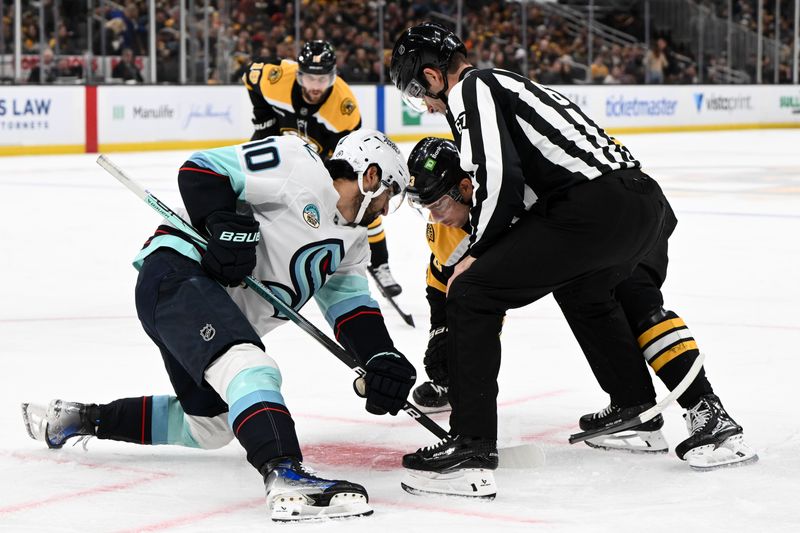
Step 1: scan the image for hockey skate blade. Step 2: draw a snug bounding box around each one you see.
[401,469,496,500]
[498,443,546,469]
[270,493,373,522]
[585,430,669,454]
[411,402,451,415]
[21,403,49,443]
[686,434,759,472]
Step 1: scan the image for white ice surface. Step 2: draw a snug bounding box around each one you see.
[1,130,799,532]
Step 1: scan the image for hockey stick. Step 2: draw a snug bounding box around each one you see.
[96,154,448,439]
[568,351,706,444]
[98,155,544,468]
[367,267,415,327]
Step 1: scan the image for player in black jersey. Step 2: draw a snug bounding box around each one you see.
[244,40,402,296]
[391,24,756,497]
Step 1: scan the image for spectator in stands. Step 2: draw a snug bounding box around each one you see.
[678,64,698,84]
[113,46,144,83]
[339,46,373,83]
[55,22,82,55]
[156,35,179,83]
[28,47,57,83]
[603,64,624,84]
[622,46,644,83]
[644,39,669,84]
[590,52,610,83]
[23,22,40,54]
[476,48,495,69]
[54,57,83,81]
[18,0,792,87]
[121,3,143,55]
[99,17,126,56]
[537,57,573,85]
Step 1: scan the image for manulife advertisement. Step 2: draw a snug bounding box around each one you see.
[97,86,254,150]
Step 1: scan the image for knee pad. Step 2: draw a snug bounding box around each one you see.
[637,307,698,371]
[185,413,234,449]
[204,343,287,429]
[204,343,282,399]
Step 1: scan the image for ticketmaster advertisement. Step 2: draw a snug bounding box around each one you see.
[383,84,800,139]
[0,86,85,152]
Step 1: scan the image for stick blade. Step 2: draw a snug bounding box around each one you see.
[498,443,546,469]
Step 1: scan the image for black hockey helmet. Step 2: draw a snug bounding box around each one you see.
[297,40,336,75]
[390,22,466,112]
[406,137,467,207]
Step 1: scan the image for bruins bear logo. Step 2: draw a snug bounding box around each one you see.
[340,98,356,116]
[268,66,283,84]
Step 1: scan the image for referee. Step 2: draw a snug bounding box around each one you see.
[391,23,671,486]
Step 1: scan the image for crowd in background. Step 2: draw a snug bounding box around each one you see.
[2,0,798,85]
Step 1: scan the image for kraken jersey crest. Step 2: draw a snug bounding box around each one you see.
[303,204,321,228]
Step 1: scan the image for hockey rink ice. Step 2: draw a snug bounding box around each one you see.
[1,130,799,532]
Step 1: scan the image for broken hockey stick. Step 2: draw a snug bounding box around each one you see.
[367,267,415,327]
[97,155,542,468]
[568,351,706,444]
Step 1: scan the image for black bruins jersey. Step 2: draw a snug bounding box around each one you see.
[243,59,362,159]
[425,221,471,327]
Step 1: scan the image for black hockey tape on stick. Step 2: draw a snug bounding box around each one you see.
[568,351,706,444]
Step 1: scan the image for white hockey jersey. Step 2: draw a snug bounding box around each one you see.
[133,136,379,338]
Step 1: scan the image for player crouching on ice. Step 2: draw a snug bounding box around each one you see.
[401,137,756,499]
[22,130,417,522]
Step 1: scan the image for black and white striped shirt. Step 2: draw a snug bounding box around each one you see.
[446,67,640,257]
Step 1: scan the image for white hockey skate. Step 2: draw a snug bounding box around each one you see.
[368,263,402,297]
[263,457,373,522]
[676,394,758,471]
[402,468,497,499]
[580,402,669,454]
[21,400,98,449]
[585,429,669,454]
[401,436,499,499]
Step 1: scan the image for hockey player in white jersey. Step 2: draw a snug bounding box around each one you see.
[21,130,416,522]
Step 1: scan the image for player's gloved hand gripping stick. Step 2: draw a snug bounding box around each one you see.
[97,154,544,468]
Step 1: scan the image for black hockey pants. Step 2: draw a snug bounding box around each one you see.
[446,169,668,439]
[613,201,714,409]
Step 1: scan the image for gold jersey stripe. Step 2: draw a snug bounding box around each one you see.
[428,222,469,266]
[368,233,386,244]
[638,317,687,348]
[427,267,447,293]
[650,340,699,372]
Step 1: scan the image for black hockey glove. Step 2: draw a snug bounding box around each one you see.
[424,326,449,386]
[201,211,260,287]
[355,351,416,416]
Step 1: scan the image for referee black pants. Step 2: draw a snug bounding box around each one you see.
[446,169,668,439]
